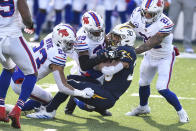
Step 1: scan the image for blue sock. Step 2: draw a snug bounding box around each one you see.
[65,4,72,24]
[119,11,127,23]
[33,0,39,21]
[105,10,112,34]
[72,11,81,26]
[22,99,41,111]
[17,74,37,109]
[74,98,86,110]
[159,89,182,111]
[126,0,137,15]
[46,92,68,112]
[55,11,62,26]
[0,69,13,106]
[35,11,47,36]
[139,85,150,106]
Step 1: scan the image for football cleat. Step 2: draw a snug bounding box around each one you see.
[177,108,189,123]
[29,35,40,42]
[0,106,10,123]
[5,104,14,114]
[8,105,21,128]
[96,110,112,116]
[26,107,56,119]
[126,105,150,116]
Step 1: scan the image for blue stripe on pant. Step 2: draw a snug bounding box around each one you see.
[67,78,116,110]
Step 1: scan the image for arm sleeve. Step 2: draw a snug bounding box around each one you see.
[52,70,75,95]
[159,18,174,33]
[50,50,67,67]
[101,62,124,76]
[79,54,107,71]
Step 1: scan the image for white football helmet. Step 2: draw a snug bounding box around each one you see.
[52,23,76,53]
[81,10,105,42]
[140,0,164,23]
[108,24,136,47]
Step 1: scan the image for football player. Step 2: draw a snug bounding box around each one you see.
[9,23,95,118]
[30,0,65,42]
[26,24,137,119]
[104,0,128,33]
[25,11,119,119]
[0,0,37,128]
[125,0,189,123]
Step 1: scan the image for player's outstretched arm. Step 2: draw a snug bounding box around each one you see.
[17,0,33,29]
[135,32,169,54]
[50,64,94,99]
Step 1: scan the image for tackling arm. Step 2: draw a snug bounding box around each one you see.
[17,0,33,29]
[78,50,108,71]
[50,64,94,98]
[135,32,169,54]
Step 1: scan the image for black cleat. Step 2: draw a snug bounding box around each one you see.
[96,110,112,116]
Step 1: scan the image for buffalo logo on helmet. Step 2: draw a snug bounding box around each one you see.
[83,17,89,24]
[58,29,69,37]
[157,0,162,7]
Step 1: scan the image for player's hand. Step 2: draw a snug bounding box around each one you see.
[74,88,94,98]
[24,27,34,34]
[106,50,121,60]
[174,46,180,56]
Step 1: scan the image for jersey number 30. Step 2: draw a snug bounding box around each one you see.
[0,0,15,17]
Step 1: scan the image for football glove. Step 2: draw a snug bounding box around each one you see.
[74,88,94,99]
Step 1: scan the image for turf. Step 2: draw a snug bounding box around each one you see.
[0,35,196,130]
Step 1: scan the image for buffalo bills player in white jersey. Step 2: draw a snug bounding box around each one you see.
[0,0,38,128]
[125,0,189,123]
[25,11,114,119]
[9,23,94,118]
[65,10,110,115]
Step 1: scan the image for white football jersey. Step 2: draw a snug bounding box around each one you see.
[130,7,174,58]
[0,0,23,36]
[74,27,105,75]
[33,33,67,81]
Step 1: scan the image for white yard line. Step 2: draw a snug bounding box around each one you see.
[44,129,57,131]
[131,93,196,100]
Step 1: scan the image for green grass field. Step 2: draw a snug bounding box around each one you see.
[0,36,196,131]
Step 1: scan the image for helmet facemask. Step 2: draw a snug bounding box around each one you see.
[106,32,122,48]
[140,0,164,24]
[62,40,75,53]
[86,28,104,42]
[141,9,162,24]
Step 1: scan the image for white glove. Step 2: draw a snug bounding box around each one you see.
[73,88,94,99]
[24,27,34,34]
[0,38,6,63]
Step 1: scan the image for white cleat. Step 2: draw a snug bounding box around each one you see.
[26,107,56,119]
[126,105,150,116]
[177,108,189,123]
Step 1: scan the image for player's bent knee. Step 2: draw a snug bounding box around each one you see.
[139,79,150,87]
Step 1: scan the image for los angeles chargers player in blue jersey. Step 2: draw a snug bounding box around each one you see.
[26,24,137,119]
